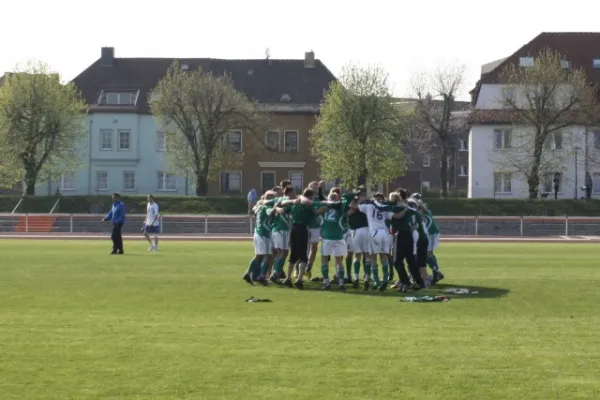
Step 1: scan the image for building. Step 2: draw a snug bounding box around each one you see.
[469,32,600,199]
[36,47,337,196]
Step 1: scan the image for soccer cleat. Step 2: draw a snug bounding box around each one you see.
[391,281,402,289]
[379,282,388,292]
[242,274,253,285]
[283,279,293,288]
[399,284,409,292]
[294,280,304,290]
[432,271,445,284]
[344,277,352,284]
[322,282,332,290]
[269,274,280,284]
[256,278,268,286]
[363,280,370,291]
[311,276,323,282]
[352,279,359,289]
[280,271,287,279]
[338,283,346,292]
[305,271,312,281]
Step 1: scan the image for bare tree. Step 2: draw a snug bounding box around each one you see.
[151,62,266,196]
[480,48,600,199]
[410,63,469,197]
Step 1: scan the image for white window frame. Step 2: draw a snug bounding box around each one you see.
[123,171,136,192]
[593,173,600,194]
[118,130,131,151]
[422,155,430,167]
[519,57,534,67]
[59,173,75,191]
[96,171,108,191]
[100,130,112,151]
[157,131,167,152]
[493,172,512,194]
[227,130,243,153]
[265,130,280,152]
[157,171,177,191]
[284,130,299,152]
[289,171,303,192]
[220,170,242,194]
[493,129,512,150]
[459,139,468,152]
[422,181,431,190]
[544,132,563,150]
[542,172,562,194]
[561,60,571,69]
[260,171,276,192]
[459,165,468,177]
[97,90,140,106]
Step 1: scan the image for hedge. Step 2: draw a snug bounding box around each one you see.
[2,195,600,216]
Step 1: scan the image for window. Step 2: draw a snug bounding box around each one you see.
[118,130,131,151]
[96,171,108,191]
[544,132,563,150]
[289,171,303,192]
[261,171,276,192]
[459,139,468,151]
[561,60,571,69]
[220,171,241,193]
[502,87,516,103]
[157,132,167,151]
[266,130,280,152]
[422,181,430,189]
[593,173,600,194]
[493,172,512,194]
[97,90,139,105]
[60,173,75,191]
[542,172,561,193]
[519,57,534,67]
[284,130,299,152]
[594,131,600,149]
[493,129,512,149]
[123,171,136,191]
[226,131,242,152]
[594,59,600,69]
[459,165,468,177]
[422,155,430,167]
[157,171,177,191]
[100,130,112,151]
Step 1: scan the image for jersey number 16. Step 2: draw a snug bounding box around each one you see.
[372,209,383,220]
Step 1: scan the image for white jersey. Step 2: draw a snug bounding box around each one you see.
[358,202,393,232]
[145,203,160,226]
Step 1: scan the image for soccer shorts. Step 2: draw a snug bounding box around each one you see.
[271,231,290,250]
[289,224,310,264]
[428,233,440,251]
[369,229,391,254]
[321,239,347,257]
[309,228,321,244]
[144,225,159,234]
[253,233,272,255]
[352,227,370,253]
[344,231,354,252]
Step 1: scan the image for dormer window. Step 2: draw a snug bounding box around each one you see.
[97,90,139,106]
[593,59,600,68]
[181,64,189,70]
[280,93,291,102]
[561,60,571,69]
[519,57,534,67]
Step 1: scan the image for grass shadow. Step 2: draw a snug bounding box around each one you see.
[260,280,510,300]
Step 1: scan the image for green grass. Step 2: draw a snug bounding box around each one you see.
[0,241,599,399]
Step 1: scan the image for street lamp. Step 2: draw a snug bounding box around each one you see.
[573,145,581,199]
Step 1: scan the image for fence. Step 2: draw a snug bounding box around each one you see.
[1,213,600,236]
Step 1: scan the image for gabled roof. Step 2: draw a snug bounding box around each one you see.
[480,32,600,85]
[72,49,338,114]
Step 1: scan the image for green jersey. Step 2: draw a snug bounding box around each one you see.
[423,209,440,235]
[263,196,288,208]
[284,201,322,225]
[308,195,324,229]
[270,196,291,232]
[320,201,346,240]
[387,204,418,232]
[254,205,275,238]
[340,193,357,233]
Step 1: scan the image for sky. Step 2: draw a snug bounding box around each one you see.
[3,0,600,101]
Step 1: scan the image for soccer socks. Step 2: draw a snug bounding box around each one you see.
[260,261,270,279]
[246,258,261,278]
[364,259,372,281]
[372,264,380,286]
[321,264,330,282]
[382,264,389,284]
[336,266,345,285]
[353,260,360,280]
[345,257,352,280]
[427,254,440,272]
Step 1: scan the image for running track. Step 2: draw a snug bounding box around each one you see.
[1,233,600,243]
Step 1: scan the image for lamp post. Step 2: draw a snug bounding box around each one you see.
[573,145,580,199]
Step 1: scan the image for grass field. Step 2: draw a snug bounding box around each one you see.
[1,240,599,400]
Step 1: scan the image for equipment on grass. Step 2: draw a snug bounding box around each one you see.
[245,296,272,303]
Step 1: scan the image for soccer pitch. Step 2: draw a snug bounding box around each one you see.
[0,241,599,400]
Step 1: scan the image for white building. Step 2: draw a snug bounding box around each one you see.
[468,32,600,199]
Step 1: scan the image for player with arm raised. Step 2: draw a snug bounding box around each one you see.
[411,194,445,284]
[319,192,350,291]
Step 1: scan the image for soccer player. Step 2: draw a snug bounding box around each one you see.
[350,193,410,291]
[413,194,445,284]
[319,192,349,291]
[142,195,160,251]
[346,189,371,289]
[101,192,126,255]
[243,191,277,285]
[410,195,431,289]
[304,180,326,280]
[269,185,294,282]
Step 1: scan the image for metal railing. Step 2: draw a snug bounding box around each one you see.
[49,198,60,214]
[0,214,600,236]
[11,196,24,214]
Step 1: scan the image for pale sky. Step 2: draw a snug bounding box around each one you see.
[2,0,599,101]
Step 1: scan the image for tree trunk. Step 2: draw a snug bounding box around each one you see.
[24,166,37,195]
[527,145,544,199]
[440,147,448,198]
[195,175,208,196]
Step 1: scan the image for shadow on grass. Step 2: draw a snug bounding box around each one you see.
[264,281,509,300]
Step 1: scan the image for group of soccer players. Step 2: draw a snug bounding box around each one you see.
[243,179,445,292]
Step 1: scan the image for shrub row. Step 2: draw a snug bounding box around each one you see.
[2,195,600,216]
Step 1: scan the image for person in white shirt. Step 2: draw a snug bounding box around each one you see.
[142,195,160,251]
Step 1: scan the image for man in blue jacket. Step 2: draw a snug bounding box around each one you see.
[102,193,126,254]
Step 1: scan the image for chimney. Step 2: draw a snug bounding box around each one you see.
[304,51,315,68]
[100,47,114,67]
